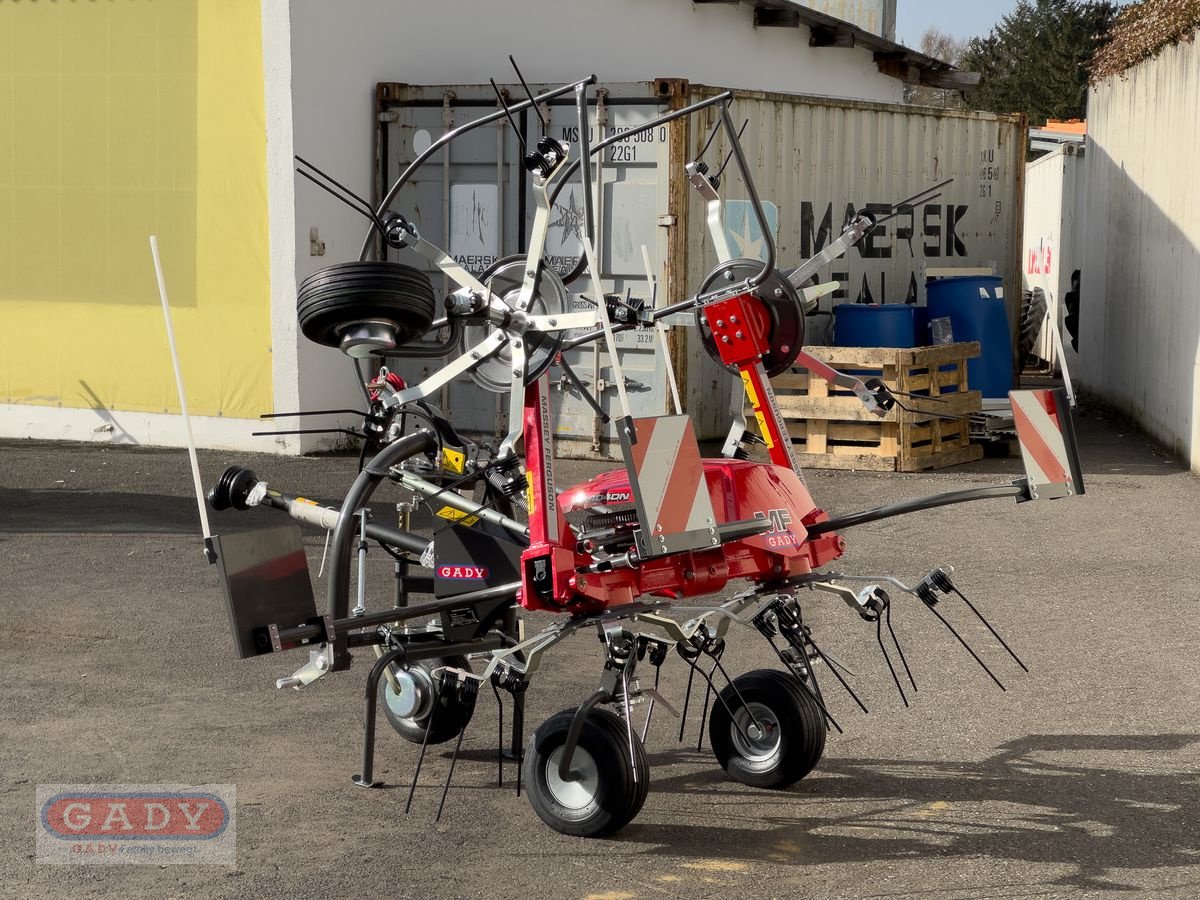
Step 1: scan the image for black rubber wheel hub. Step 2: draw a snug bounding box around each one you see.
[381,654,477,746]
[523,706,649,837]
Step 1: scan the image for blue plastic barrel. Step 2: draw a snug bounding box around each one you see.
[832,303,917,348]
[925,276,1013,398]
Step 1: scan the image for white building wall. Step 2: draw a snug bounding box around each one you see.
[284,0,906,447]
[1079,35,1200,470]
[262,0,302,454]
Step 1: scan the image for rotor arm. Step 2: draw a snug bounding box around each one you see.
[790,348,893,418]
[686,161,734,263]
[383,214,491,299]
[785,212,875,289]
[383,330,508,409]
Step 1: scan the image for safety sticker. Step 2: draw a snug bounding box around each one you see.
[753,410,775,449]
[741,370,774,449]
[441,447,466,474]
[435,507,479,527]
[740,370,759,407]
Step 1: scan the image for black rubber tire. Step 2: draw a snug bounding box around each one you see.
[1019,287,1048,369]
[381,655,477,746]
[297,261,436,351]
[524,707,649,837]
[708,668,826,789]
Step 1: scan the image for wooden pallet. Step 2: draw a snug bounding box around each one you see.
[766,342,984,472]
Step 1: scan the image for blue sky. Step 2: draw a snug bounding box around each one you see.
[895,0,1021,48]
[895,0,1134,49]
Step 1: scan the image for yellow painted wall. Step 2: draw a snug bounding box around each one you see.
[0,0,272,418]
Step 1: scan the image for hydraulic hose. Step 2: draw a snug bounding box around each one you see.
[327,430,437,666]
[806,482,1029,537]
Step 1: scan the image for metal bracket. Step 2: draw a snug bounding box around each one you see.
[686,160,734,263]
[394,221,492,298]
[275,648,332,690]
[385,330,508,409]
[785,213,874,288]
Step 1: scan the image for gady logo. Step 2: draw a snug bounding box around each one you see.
[41,792,229,840]
[437,564,489,580]
[36,785,235,865]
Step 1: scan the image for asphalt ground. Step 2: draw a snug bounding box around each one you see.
[2,403,1199,899]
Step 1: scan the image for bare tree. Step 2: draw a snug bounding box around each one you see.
[906,28,970,108]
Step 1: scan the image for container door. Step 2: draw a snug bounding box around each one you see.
[376,83,678,457]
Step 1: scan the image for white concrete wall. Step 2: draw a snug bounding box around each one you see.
[1079,34,1200,470]
[283,0,907,447]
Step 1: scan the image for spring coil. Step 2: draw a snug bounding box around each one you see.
[483,456,528,511]
[582,509,639,532]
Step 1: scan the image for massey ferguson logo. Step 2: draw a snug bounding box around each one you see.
[437,565,489,580]
[754,508,800,548]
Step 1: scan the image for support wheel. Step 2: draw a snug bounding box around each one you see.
[297,260,436,356]
[381,655,476,745]
[524,707,649,837]
[708,668,826,789]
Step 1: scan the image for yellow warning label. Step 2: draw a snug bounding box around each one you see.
[525,471,536,513]
[754,410,775,449]
[741,371,772,448]
[740,370,760,408]
[441,447,466,474]
[436,506,479,527]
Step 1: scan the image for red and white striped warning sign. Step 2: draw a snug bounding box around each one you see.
[1010,389,1084,499]
[626,415,716,550]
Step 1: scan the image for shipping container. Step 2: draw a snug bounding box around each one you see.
[1021,141,1086,373]
[374,80,1024,456]
[796,0,897,40]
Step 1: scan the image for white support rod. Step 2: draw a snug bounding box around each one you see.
[1044,292,1077,407]
[582,236,632,422]
[642,244,681,415]
[149,236,214,557]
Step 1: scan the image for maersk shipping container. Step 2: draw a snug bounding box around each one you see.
[373,80,1024,456]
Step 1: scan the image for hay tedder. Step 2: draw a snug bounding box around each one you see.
[200,73,1084,836]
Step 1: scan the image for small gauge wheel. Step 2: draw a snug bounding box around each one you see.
[708,668,826,789]
[524,707,649,837]
[297,260,437,356]
[380,655,477,745]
